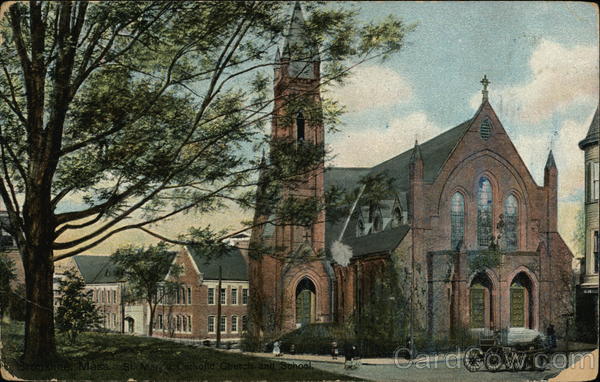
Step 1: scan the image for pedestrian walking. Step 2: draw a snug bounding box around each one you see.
[273,340,282,357]
[331,341,338,360]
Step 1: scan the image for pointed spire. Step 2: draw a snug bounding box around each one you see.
[480,75,490,102]
[410,140,422,163]
[282,1,320,79]
[545,149,556,170]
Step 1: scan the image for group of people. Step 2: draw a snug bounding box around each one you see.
[271,340,360,369]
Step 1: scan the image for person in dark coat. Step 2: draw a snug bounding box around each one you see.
[546,324,556,350]
[344,343,354,368]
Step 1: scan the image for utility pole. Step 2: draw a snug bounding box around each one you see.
[216,265,222,348]
[120,282,125,334]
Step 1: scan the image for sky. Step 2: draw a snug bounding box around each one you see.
[54,1,598,260]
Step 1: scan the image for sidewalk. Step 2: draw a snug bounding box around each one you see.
[240,350,466,365]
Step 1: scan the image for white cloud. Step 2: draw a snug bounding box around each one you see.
[470,39,599,124]
[511,115,591,199]
[328,65,413,113]
[328,111,442,167]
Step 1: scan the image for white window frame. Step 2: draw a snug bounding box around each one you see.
[219,316,227,333]
[220,288,227,305]
[208,316,215,333]
[208,288,215,305]
[242,288,249,305]
[231,288,238,305]
[593,162,599,202]
[231,315,238,333]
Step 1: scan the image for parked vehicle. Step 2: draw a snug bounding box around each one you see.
[464,328,549,372]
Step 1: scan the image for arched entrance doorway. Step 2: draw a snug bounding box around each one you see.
[295,278,316,326]
[125,317,135,333]
[510,272,533,328]
[469,272,494,329]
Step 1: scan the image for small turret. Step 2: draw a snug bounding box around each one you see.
[544,150,558,232]
[409,140,424,180]
[544,149,556,170]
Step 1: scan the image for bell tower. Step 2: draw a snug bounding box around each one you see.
[271,1,325,255]
[250,2,332,335]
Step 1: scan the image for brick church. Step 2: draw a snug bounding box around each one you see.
[249,3,574,340]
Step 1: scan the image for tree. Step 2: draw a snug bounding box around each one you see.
[55,269,102,343]
[0,1,412,362]
[0,254,15,318]
[111,242,182,337]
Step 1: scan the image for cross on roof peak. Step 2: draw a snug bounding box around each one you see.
[481,75,490,102]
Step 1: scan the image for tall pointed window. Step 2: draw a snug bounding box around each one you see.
[504,195,518,251]
[477,177,493,247]
[451,192,465,251]
[296,112,305,141]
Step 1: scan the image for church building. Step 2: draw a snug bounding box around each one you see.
[249,3,574,340]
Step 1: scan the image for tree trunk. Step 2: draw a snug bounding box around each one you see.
[22,245,57,364]
[22,174,58,364]
[147,301,154,337]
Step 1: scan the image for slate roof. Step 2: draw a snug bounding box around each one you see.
[323,167,370,249]
[186,246,248,281]
[73,255,124,284]
[579,107,599,149]
[282,2,319,79]
[368,118,473,193]
[341,225,410,257]
[322,119,472,257]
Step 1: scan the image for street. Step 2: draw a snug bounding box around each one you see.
[278,352,593,382]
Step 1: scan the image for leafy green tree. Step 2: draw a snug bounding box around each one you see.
[0,1,412,362]
[111,242,182,336]
[0,254,15,318]
[55,269,102,343]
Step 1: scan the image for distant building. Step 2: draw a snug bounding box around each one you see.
[56,255,127,333]
[54,246,249,343]
[152,246,249,342]
[576,106,599,342]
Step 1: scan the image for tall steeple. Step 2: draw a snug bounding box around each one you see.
[280,1,320,79]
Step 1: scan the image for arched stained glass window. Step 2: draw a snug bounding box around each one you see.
[477,177,493,247]
[504,195,518,251]
[451,193,465,250]
[296,112,305,141]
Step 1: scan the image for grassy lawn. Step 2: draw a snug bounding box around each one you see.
[1,320,358,381]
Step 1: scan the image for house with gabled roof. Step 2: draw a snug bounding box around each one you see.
[55,255,128,333]
[151,245,249,342]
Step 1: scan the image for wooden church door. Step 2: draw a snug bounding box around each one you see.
[296,278,316,326]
